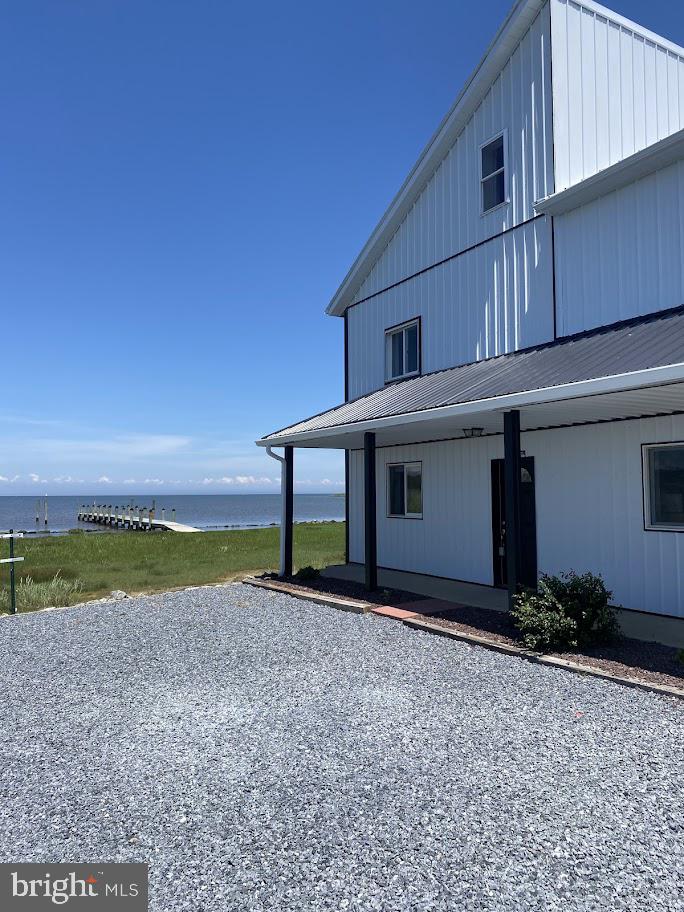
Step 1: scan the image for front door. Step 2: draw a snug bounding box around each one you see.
[491,457,537,589]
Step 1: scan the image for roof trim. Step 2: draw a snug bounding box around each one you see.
[535,127,684,216]
[257,362,684,447]
[576,0,684,60]
[325,0,547,317]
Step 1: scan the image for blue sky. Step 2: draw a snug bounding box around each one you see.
[1,0,682,495]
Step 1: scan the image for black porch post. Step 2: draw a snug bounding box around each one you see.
[504,410,521,611]
[364,431,377,591]
[283,445,294,577]
[344,450,350,564]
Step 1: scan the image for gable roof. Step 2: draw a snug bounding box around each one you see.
[326,0,548,317]
[327,0,684,318]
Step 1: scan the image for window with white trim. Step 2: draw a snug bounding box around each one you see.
[387,462,422,518]
[644,444,684,530]
[385,319,419,382]
[480,132,507,213]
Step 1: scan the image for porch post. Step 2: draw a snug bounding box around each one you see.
[344,450,350,563]
[283,445,294,577]
[364,431,377,591]
[504,410,521,611]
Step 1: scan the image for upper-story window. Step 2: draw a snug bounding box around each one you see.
[385,318,420,382]
[480,132,507,214]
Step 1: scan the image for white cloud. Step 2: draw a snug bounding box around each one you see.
[0,475,8,482]
[200,475,276,487]
[98,475,112,484]
[29,473,40,483]
[294,478,344,487]
[122,478,136,485]
[144,478,164,485]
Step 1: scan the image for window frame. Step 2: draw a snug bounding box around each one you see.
[642,442,684,533]
[384,317,421,384]
[386,461,423,520]
[479,129,509,216]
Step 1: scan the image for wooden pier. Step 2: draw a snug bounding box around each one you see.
[77,504,200,533]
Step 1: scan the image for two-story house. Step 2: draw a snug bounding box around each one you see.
[258,0,684,646]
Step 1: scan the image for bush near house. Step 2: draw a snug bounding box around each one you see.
[511,571,619,652]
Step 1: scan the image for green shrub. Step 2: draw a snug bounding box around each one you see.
[0,572,84,614]
[512,571,618,652]
[294,565,320,582]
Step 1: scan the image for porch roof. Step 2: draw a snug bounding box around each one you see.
[257,308,684,449]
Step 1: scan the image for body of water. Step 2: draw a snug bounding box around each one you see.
[0,494,345,534]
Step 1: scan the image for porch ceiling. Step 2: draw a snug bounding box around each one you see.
[258,309,684,450]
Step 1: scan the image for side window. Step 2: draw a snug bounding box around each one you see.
[481,132,507,214]
[385,319,420,382]
[644,444,684,531]
[387,462,423,518]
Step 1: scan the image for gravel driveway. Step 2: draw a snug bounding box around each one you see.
[0,584,682,911]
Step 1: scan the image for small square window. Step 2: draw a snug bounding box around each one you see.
[387,462,422,518]
[385,320,420,382]
[644,444,684,530]
[481,133,507,213]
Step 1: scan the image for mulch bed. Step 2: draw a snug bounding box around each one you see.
[261,574,684,691]
[426,607,684,691]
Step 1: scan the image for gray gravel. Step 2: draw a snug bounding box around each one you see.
[0,584,682,912]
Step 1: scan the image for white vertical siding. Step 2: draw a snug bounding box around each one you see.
[348,436,503,584]
[351,3,553,305]
[554,160,684,335]
[551,0,684,192]
[533,415,684,617]
[347,415,684,618]
[346,216,554,399]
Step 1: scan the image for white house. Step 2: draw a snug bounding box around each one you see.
[259,0,684,646]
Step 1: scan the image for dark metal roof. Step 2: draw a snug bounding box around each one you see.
[263,308,684,440]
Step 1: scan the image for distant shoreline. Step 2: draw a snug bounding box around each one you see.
[10,518,344,538]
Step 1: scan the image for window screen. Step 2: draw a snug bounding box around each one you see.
[388,465,405,516]
[387,463,422,518]
[385,321,420,381]
[648,446,684,528]
[481,134,506,213]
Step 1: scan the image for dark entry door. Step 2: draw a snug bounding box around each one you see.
[491,457,537,589]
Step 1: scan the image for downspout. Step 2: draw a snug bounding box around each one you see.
[266,446,287,576]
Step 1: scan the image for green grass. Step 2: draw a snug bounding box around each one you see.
[0,522,345,613]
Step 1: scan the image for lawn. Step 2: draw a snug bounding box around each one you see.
[0,522,345,612]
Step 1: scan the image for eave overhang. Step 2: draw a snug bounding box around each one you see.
[257,309,684,449]
[535,126,684,217]
[257,365,684,449]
